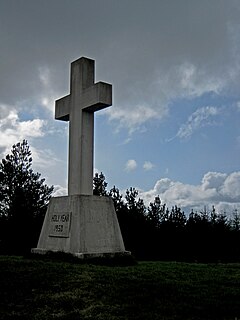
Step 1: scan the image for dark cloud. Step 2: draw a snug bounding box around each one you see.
[0,0,240,118]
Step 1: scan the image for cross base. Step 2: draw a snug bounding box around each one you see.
[31,249,131,260]
[32,195,129,257]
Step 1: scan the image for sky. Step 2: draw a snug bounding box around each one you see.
[0,0,240,216]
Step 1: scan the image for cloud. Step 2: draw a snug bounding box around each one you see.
[125,159,137,172]
[106,104,165,133]
[31,147,62,170]
[0,0,240,197]
[139,171,240,215]
[0,103,13,120]
[177,62,225,97]
[1,1,240,132]
[0,105,50,168]
[201,172,227,191]
[107,59,226,133]
[0,106,45,153]
[52,185,67,197]
[143,161,155,171]
[220,172,240,199]
[176,106,219,139]
[37,65,61,114]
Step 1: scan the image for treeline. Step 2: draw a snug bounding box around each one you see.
[0,140,240,262]
[94,172,240,262]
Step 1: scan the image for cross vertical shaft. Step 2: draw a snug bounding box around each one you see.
[55,57,112,196]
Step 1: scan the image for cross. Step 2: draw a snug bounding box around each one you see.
[55,57,112,196]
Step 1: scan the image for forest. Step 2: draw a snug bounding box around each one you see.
[94,172,240,262]
[0,141,240,262]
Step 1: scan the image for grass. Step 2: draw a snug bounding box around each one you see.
[0,256,240,319]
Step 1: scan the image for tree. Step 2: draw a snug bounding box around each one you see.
[168,206,186,228]
[93,172,108,196]
[109,185,125,213]
[147,196,167,228]
[0,140,54,254]
[123,187,152,258]
[231,209,240,231]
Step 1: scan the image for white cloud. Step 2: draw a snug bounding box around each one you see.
[107,56,228,133]
[143,161,155,171]
[52,185,67,197]
[177,62,225,97]
[139,171,240,215]
[0,106,48,167]
[176,106,219,139]
[154,178,173,194]
[106,104,165,133]
[0,108,45,151]
[107,60,225,133]
[201,172,227,191]
[0,103,13,120]
[125,159,137,172]
[220,172,240,199]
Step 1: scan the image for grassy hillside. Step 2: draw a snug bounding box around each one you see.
[0,256,240,319]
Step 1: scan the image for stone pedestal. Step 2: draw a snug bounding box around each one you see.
[32,195,129,258]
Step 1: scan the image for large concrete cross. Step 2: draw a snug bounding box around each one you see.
[55,57,112,196]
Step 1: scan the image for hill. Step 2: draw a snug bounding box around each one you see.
[0,256,240,319]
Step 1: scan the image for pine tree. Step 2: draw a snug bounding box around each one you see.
[93,172,108,196]
[0,140,53,254]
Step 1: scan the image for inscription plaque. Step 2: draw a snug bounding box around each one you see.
[49,212,71,238]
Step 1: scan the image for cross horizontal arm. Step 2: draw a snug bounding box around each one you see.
[81,82,112,112]
[55,95,71,121]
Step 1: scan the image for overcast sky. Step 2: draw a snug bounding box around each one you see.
[0,0,240,215]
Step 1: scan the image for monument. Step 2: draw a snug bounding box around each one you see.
[32,57,129,258]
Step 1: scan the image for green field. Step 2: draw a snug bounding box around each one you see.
[0,256,240,320]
